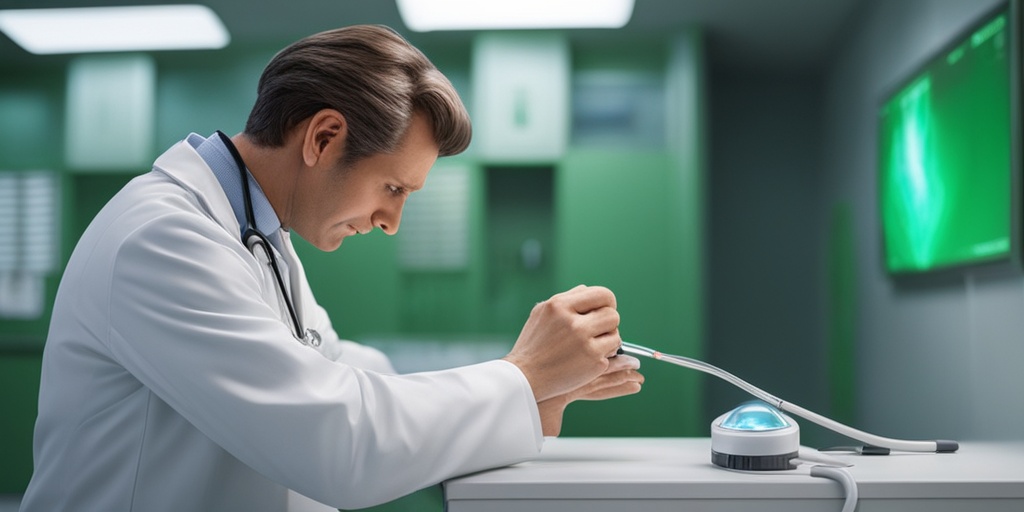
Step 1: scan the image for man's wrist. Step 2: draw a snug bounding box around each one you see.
[538,395,571,436]
[502,355,548,402]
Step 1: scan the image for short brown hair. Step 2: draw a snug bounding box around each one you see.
[244,25,471,164]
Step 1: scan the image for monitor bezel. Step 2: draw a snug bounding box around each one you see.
[876,0,1022,281]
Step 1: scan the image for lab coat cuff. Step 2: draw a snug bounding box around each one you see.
[493,359,545,450]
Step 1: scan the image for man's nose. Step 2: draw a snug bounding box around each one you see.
[373,204,403,235]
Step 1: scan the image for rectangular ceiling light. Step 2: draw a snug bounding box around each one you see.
[0,5,229,55]
[397,0,635,32]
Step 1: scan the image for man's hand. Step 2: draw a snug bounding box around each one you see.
[538,354,644,436]
[502,285,622,403]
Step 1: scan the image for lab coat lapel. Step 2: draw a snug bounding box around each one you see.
[154,139,297,334]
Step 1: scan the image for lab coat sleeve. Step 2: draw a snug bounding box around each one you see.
[333,340,396,373]
[103,210,543,509]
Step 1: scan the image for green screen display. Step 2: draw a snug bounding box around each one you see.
[879,9,1012,274]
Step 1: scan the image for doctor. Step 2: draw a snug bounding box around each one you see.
[20,24,643,512]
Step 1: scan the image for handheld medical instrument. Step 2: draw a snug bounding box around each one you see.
[216,131,321,347]
[619,341,958,454]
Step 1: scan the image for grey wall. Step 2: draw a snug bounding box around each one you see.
[822,0,1024,441]
[708,68,831,445]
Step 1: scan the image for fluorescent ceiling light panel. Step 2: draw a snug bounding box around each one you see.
[0,5,229,55]
[397,0,635,31]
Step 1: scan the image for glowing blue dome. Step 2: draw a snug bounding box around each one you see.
[719,402,791,431]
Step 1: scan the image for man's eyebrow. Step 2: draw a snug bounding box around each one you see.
[404,179,426,192]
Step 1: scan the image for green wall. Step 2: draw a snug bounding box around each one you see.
[0,352,42,494]
[827,203,857,425]
[0,66,62,494]
[556,150,702,436]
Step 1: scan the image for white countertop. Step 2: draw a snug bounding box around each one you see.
[445,437,1024,502]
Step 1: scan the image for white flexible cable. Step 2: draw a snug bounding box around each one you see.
[620,341,958,453]
[723,462,858,512]
[810,465,859,512]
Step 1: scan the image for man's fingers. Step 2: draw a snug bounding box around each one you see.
[553,285,617,314]
[595,328,623,359]
[570,368,645,401]
[584,307,620,336]
[604,354,641,373]
[504,285,623,402]
[573,370,644,401]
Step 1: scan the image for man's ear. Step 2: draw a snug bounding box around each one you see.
[302,109,347,167]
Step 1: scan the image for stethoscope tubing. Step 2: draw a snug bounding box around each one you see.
[215,131,314,346]
[620,341,958,453]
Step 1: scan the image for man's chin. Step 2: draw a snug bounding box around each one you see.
[311,235,345,252]
[324,237,345,251]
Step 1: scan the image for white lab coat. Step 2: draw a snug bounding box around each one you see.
[20,140,543,512]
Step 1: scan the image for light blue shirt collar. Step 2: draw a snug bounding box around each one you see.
[187,132,283,252]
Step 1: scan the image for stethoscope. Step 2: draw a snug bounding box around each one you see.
[618,341,957,454]
[618,341,959,512]
[216,131,321,347]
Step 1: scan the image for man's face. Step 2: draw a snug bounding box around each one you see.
[292,112,439,251]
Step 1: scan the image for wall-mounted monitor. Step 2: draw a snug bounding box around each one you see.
[878,2,1018,275]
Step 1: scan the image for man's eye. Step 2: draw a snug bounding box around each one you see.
[387,185,406,196]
